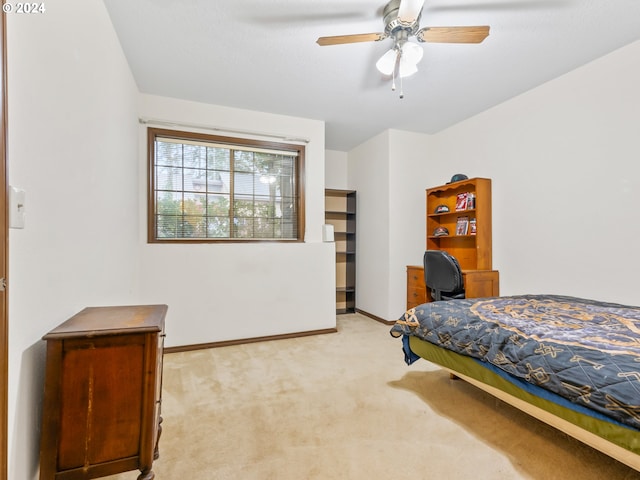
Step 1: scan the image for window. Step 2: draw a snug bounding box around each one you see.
[148,128,305,242]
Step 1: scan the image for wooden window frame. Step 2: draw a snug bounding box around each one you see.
[147,128,305,243]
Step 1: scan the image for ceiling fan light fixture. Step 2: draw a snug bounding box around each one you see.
[376,44,421,78]
[401,41,423,65]
[375,48,398,76]
[399,58,418,78]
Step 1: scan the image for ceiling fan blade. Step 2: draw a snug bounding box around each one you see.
[416,26,490,44]
[398,0,425,23]
[316,32,386,46]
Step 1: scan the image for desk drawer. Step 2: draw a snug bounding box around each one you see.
[407,266,425,289]
[407,288,427,310]
[406,266,426,309]
[405,265,499,309]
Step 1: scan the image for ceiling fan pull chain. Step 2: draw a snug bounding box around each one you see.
[391,64,397,91]
[391,47,401,92]
[395,47,404,99]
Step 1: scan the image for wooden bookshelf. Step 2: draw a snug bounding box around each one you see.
[325,189,356,314]
[426,177,492,270]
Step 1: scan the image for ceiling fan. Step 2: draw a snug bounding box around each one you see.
[316,0,490,96]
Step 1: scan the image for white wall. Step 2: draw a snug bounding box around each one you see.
[387,130,436,318]
[347,132,392,317]
[430,39,640,305]
[137,95,336,347]
[6,0,141,478]
[325,149,349,190]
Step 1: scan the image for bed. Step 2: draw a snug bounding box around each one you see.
[389,294,640,471]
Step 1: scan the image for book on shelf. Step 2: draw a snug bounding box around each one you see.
[455,192,476,211]
[470,217,477,235]
[456,216,469,235]
[466,192,475,210]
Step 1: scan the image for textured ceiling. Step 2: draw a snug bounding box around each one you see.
[104,0,640,151]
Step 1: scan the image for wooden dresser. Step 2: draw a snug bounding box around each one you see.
[39,304,167,480]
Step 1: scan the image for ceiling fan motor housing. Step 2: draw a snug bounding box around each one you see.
[383,0,422,37]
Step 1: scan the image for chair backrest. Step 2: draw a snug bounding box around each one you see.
[423,250,465,301]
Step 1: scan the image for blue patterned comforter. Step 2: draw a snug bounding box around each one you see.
[390,295,640,429]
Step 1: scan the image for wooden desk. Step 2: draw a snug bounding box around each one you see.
[406,265,499,310]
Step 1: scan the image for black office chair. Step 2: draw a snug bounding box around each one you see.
[423,250,465,301]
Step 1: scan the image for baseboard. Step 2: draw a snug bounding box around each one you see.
[355,308,395,325]
[164,327,338,354]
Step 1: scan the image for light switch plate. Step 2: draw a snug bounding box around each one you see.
[9,186,26,229]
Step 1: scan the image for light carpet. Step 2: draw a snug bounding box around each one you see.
[107,314,640,479]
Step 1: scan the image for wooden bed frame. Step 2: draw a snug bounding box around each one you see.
[407,333,640,472]
[445,367,640,471]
